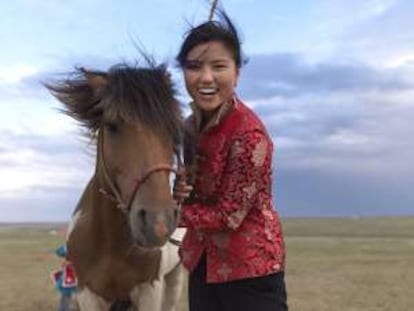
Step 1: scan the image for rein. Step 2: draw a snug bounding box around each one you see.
[97,127,183,213]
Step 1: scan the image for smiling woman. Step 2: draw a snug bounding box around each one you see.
[173,10,288,311]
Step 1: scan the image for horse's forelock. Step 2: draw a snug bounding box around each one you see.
[47,63,182,144]
[103,64,182,145]
[46,68,106,136]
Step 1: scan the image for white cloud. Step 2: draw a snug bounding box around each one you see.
[0,64,38,84]
[1,1,414,219]
[253,81,414,181]
[0,129,93,199]
[386,53,414,67]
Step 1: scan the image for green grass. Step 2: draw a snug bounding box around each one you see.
[0,225,63,311]
[1,217,413,311]
[283,217,414,311]
[282,216,414,238]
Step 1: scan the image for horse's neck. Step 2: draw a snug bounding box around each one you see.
[68,176,132,255]
[67,175,162,298]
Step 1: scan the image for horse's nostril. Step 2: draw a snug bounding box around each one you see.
[138,209,147,227]
[154,221,168,239]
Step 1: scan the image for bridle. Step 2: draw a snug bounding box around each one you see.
[97,126,183,213]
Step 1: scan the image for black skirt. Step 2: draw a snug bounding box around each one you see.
[189,254,288,311]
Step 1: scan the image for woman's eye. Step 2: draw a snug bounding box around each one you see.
[185,64,200,70]
[184,61,201,70]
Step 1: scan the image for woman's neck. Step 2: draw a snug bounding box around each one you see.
[200,104,223,129]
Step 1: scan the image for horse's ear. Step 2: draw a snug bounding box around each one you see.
[79,67,108,94]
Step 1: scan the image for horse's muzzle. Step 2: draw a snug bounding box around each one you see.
[130,204,179,247]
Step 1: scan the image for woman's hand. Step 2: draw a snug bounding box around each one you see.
[173,170,193,204]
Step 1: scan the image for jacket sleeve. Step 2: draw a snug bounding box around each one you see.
[180,130,273,231]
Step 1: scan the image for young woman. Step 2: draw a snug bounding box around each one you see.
[174,12,288,311]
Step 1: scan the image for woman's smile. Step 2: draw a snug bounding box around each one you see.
[184,41,239,113]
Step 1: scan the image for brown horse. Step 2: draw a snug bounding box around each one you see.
[47,63,185,311]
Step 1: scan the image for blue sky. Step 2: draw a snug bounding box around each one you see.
[1,0,413,221]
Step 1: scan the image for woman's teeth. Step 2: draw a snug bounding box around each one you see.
[199,88,217,95]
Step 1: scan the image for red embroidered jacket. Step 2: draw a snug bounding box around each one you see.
[178,97,286,283]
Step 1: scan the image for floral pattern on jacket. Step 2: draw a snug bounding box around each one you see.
[178,97,286,283]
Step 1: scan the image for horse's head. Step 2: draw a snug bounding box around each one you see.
[47,63,182,248]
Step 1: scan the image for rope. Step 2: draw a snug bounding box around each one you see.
[208,0,219,21]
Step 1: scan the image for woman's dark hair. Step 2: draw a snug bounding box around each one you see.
[176,11,245,68]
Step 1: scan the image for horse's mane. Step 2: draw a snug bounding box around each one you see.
[46,62,182,146]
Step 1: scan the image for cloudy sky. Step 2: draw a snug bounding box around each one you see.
[1,0,413,222]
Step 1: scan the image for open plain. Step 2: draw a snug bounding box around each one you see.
[0,217,413,311]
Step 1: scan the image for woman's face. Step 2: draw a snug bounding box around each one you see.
[183,41,239,114]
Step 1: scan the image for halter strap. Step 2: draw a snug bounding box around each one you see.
[97,127,182,212]
[98,130,126,209]
[126,164,178,211]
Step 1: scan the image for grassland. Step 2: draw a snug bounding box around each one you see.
[282,217,414,311]
[0,217,413,311]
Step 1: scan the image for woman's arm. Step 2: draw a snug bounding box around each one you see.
[180,130,272,231]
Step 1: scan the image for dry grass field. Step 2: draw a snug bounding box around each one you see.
[0,217,413,311]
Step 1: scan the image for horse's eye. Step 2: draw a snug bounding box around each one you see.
[105,122,119,134]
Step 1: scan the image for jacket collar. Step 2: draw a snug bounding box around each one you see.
[190,95,238,132]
